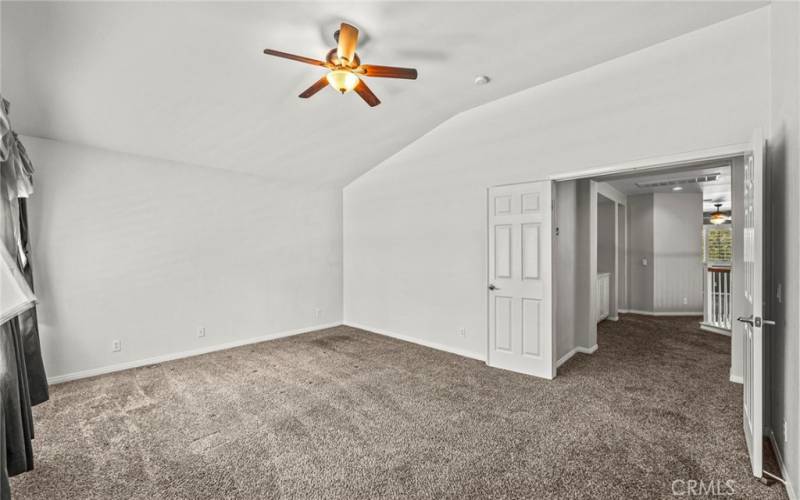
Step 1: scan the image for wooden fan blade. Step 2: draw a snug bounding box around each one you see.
[299,76,330,98]
[263,49,327,67]
[353,78,380,107]
[337,23,359,64]
[360,65,418,79]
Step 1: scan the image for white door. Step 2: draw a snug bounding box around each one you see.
[487,181,554,379]
[738,129,767,477]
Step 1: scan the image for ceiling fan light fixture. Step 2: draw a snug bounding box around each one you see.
[326,69,359,93]
[263,22,416,106]
[709,203,727,225]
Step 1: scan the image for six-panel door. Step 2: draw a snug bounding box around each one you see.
[487,181,554,379]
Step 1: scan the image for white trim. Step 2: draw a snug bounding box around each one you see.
[623,309,703,317]
[556,344,599,368]
[595,181,628,207]
[699,323,732,336]
[729,371,743,384]
[769,429,797,500]
[47,322,341,385]
[344,322,485,362]
[548,142,751,181]
[607,316,620,322]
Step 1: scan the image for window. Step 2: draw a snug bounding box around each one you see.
[705,226,732,264]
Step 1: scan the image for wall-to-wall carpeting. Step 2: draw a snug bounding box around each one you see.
[11,316,787,499]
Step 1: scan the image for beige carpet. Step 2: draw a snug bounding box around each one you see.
[10,316,788,499]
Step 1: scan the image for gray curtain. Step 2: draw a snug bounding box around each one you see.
[0,96,49,499]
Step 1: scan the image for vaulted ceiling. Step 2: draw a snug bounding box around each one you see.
[1,1,765,186]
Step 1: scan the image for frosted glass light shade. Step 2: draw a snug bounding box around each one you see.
[326,70,359,93]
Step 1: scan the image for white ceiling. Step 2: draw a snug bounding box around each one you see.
[1,1,765,186]
[601,163,733,212]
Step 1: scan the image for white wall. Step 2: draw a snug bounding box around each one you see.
[767,2,800,496]
[343,9,770,360]
[653,192,704,313]
[24,137,343,381]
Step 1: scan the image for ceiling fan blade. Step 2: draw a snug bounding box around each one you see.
[337,23,359,64]
[360,65,418,79]
[299,76,330,98]
[263,49,327,67]
[353,78,380,107]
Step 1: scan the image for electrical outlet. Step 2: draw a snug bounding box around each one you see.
[197,327,206,338]
[458,327,466,338]
[314,308,322,320]
[682,297,688,305]
[112,340,122,352]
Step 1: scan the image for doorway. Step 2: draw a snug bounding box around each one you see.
[547,133,767,479]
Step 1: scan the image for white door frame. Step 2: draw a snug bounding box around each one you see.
[549,143,751,182]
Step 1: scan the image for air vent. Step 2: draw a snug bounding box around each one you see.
[635,173,720,189]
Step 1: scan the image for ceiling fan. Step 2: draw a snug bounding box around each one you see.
[263,22,417,107]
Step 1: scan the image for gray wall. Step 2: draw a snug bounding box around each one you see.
[627,194,654,312]
[625,193,704,314]
[597,197,617,319]
[555,181,577,360]
[576,180,597,350]
[653,192,704,313]
[597,198,616,274]
[767,2,799,494]
[618,205,628,311]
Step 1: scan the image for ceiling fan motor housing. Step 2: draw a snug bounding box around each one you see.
[326,48,360,69]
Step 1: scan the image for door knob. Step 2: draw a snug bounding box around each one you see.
[737,315,754,326]
[488,284,499,291]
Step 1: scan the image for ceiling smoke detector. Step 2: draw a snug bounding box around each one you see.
[474,75,491,85]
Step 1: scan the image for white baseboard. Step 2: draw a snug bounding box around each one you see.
[557,344,599,368]
[343,322,485,361]
[47,322,342,385]
[607,316,620,322]
[699,323,732,336]
[623,309,703,317]
[769,429,797,500]
[729,370,743,384]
